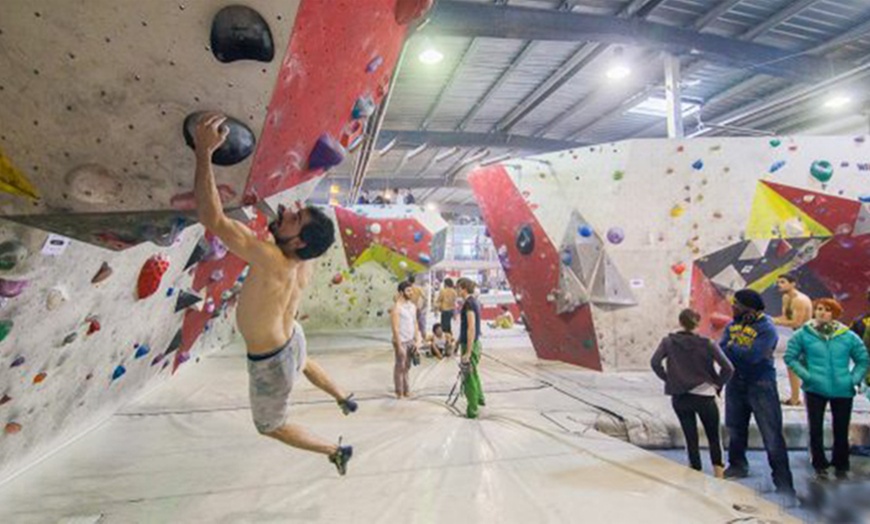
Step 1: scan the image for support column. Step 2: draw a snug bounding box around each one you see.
[664,53,684,139]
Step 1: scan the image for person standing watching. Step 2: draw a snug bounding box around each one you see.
[457,278,485,419]
[785,298,869,480]
[651,309,734,478]
[720,289,794,495]
[772,273,813,407]
[436,278,458,336]
[391,282,421,399]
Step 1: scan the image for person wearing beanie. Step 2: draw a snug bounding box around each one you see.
[651,309,734,478]
[785,298,869,480]
[719,288,795,495]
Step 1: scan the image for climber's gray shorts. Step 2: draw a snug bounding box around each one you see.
[247,322,307,434]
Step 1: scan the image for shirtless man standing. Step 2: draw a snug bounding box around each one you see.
[194,113,357,475]
[772,273,813,407]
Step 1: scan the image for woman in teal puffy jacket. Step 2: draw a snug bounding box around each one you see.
[785,298,869,480]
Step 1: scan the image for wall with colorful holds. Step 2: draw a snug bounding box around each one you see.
[0,219,245,484]
[469,136,870,371]
[300,205,448,332]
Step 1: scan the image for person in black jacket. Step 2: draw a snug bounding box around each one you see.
[651,308,735,478]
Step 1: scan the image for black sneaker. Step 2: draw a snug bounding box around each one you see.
[723,466,749,479]
[338,394,358,416]
[329,439,353,476]
[834,469,849,481]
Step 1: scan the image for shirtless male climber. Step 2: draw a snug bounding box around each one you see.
[193,113,357,475]
[772,273,813,407]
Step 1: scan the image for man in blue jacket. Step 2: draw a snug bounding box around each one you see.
[720,289,794,495]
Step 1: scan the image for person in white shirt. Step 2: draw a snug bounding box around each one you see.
[391,281,421,399]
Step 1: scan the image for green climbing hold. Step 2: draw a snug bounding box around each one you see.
[0,320,12,342]
[613,170,624,181]
[582,339,595,349]
[769,139,781,147]
[810,160,834,183]
[0,241,28,271]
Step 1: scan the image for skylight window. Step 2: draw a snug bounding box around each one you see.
[628,96,700,118]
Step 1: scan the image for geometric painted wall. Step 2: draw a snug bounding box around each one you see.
[469,136,870,371]
[300,205,448,332]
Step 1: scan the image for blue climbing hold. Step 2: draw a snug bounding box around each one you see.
[578,225,593,238]
[858,194,870,203]
[692,160,704,171]
[419,253,431,265]
[134,345,150,359]
[769,160,786,173]
[560,249,573,266]
[352,96,376,120]
[111,365,126,381]
[413,231,423,243]
[166,287,175,297]
[366,56,384,73]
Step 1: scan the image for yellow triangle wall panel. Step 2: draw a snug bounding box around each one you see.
[746,182,830,239]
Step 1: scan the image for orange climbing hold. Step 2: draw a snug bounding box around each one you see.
[4,422,21,435]
[33,372,47,384]
[137,254,170,299]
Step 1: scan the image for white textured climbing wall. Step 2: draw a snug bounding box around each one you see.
[470,136,870,371]
[0,220,240,483]
[301,205,448,332]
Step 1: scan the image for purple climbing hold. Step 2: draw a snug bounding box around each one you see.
[151,354,164,367]
[606,227,625,245]
[352,96,376,120]
[10,355,24,368]
[366,55,384,73]
[210,269,225,282]
[205,235,228,262]
[134,345,150,359]
[177,352,192,365]
[111,365,126,381]
[308,134,346,172]
[0,278,28,299]
[692,159,704,171]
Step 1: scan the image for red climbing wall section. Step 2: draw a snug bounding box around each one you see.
[469,165,602,371]
[245,0,409,202]
[334,207,434,269]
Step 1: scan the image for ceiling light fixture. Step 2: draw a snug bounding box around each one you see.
[419,40,443,65]
[823,94,851,109]
[426,202,438,212]
[606,47,631,81]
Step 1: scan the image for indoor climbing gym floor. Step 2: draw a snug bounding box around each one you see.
[0,327,806,523]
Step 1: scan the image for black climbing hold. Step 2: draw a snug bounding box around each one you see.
[210,5,274,63]
[516,224,535,255]
[184,239,207,270]
[175,291,203,312]
[183,112,255,166]
[164,329,183,355]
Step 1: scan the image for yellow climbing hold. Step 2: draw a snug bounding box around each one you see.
[670,204,685,218]
[0,148,39,200]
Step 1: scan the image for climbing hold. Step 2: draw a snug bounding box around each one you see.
[210,269,225,283]
[151,354,164,367]
[33,371,47,384]
[398,261,408,270]
[177,352,192,366]
[606,227,625,245]
[370,223,382,235]
[137,254,170,299]
[10,355,24,368]
[352,96,376,120]
[166,287,175,297]
[204,235,228,261]
[578,225,593,238]
[210,5,274,63]
[46,287,68,311]
[419,253,431,265]
[135,345,150,359]
[62,332,77,346]
[184,242,207,271]
[809,160,834,182]
[858,194,870,203]
[0,393,10,406]
[612,170,624,181]
[670,262,687,276]
[366,56,384,73]
[394,0,434,25]
[0,320,12,343]
[165,329,183,355]
[65,164,123,204]
[111,365,126,381]
[91,262,113,284]
[692,160,703,170]
[560,249,572,266]
[0,278,28,298]
[769,160,786,173]
[670,204,685,218]
[175,290,203,312]
[86,316,101,335]
[308,134,346,172]
[413,231,423,243]
[331,273,343,285]
[184,112,256,166]
[583,339,595,349]
[340,120,365,151]
[515,225,535,255]
[4,422,21,435]
[769,139,781,147]
[0,241,28,271]
[204,298,216,314]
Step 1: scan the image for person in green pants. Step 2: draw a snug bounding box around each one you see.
[457,278,484,418]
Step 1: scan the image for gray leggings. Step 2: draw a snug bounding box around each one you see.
[394,341,414,396]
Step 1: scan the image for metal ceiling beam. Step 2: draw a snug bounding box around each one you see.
[494,0,666,133]
[425,1,844,81]
[692,0,743,31]
[739,0,818,41]
[375,130,586,151]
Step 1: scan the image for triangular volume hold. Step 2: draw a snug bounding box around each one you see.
[175,291,203,312]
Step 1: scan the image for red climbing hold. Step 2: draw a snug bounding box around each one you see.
[4,422,21,435]
[670,262,687,276]
[137,254,170,299]
[394,0,434,25]
[86,316,101,335]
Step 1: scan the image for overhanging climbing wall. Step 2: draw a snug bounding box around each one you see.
[0,0,427,483]
[469,137,870,371]
[300,205,448,332]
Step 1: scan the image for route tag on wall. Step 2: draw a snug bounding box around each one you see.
[42,234,71,256]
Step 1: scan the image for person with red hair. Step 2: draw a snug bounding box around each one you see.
[785,298,869,480]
